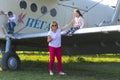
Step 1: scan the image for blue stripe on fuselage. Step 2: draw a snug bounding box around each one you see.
[25,18,50,31]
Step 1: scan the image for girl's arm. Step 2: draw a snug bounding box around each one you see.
[78,17,84,29]
[0,11,4,15]
[0,11,7,16]
[60,18,74,31]
[47,35,52,43]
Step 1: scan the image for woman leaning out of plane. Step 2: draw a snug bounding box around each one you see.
[47,20,74,76]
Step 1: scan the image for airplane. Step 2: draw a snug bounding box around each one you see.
[0,0,120,70]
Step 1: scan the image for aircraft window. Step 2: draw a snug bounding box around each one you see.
[20,1,27,9]
[31,3,37,12]
[41,6,47,14]
[50,8,57,17]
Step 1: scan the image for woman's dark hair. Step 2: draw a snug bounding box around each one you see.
[8,11,13,16]
[74,9,83,17]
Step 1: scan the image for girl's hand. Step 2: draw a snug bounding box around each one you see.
[0,11,4,15]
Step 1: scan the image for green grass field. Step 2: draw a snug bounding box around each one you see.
[0,52,120,80]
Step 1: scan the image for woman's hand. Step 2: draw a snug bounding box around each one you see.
[47,35,53,43]
[61,18,74,31]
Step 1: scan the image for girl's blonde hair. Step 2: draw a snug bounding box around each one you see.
[74,9,83,17]
[50,21,58,30]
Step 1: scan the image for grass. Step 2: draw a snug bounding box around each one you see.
[0,52,120,80]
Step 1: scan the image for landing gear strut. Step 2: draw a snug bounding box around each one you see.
[1,36,21,70]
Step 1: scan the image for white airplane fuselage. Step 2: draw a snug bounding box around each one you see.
[0,0,119,35]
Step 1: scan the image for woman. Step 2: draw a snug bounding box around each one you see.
[47,21,69,76]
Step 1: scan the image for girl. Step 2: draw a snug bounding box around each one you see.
[47,21,69,76]
[64,9,84,36]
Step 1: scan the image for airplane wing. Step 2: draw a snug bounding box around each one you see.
[9,25,120,55]
[13,25,120,39]
[13,32,47,39]
[62,25,120,55]
[1,25,120,54]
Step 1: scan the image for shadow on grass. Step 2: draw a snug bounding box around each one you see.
[21,60,49,71]
[0,60,120,80]
[20,60,120,80]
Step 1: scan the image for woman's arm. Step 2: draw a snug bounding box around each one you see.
[47,35,52,43]
[60,18,74,31]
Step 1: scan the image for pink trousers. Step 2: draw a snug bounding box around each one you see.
[48,46,63,72]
